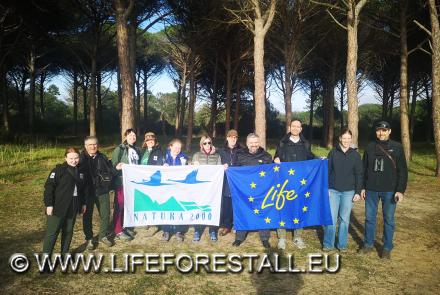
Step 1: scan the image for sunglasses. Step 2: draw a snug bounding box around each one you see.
[202,141,212,146]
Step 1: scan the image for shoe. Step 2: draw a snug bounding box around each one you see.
[219,228,232,236]
[86,239,94,250]
[116,232,133,241]
[277,238,286,250]
[210,231,217,242]
[338,248,348,253]
[124,228,137,238]
[175,232,184,242]
[262,240,271,249]
[381,250,391,259]
[358,246,374,255]
[100,236,115,247]
[232,240,242,247]
[322,247,336,252]
[293,238,306,249]
[193,231,200,242]
[162,232,170,241]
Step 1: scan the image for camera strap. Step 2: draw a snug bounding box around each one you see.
[376,144,396,170]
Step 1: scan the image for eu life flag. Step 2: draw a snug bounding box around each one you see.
[226,159,332,230]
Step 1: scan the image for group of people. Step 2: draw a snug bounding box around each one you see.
[42,119,408,260]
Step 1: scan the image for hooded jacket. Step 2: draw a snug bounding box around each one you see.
[328,144,363,195]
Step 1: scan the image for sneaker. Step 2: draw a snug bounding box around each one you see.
[232,240,242,247]
[381,250,391,259]
[293,238,306,249]
[277,238,286,250]
[193,231,200,242]
[358,246,374,255]
[162,232,170,241]
[210,231,217,242]
[116,232,133,241]
[100,236,115,247]
[175,232,184,242]
[262,240,271,249]
[124,228,137,238]
[86,239,94,250]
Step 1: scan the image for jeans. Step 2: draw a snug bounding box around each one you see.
[277,228,302,239]
[113,186,125,235]
[364,191,396,251]
[83,193,111,240]
[323,189,354,249]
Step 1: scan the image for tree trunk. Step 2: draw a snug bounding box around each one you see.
[143,68,148,130]
[89,54,97,136]
[115,0,135,140]
[135,71,141,136]
[208,55,218,138]
[82,82,88,134]
[339,79,345,129]
[0,65,8,133]
[97,71,102,130]
[39,71,46,119]
[399,0,411,163]
[18,71,27,121]
[409,77,418,145]
[284,65,293,133]
[346,1,367,147]
[28,46,36,135]
[225,49,232,135]
[254,20,267,149]
[185,63,196,151]
[428,0,440,176]
[308,80,316,143]
[177,66,187,136]
[117,67,122,129]
[73,70,78,135]
[175,81,182,135]
[233,74,242,131]
[382,80,390,119]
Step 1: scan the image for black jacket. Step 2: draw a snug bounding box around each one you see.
[236,147,272,166]
[274,133,315,162]
[328,144,363,195]
[219,143,242,197]
[145,146,165,165]
[363,139,408,193]
[43,162,87,218]
[80,151,115,197]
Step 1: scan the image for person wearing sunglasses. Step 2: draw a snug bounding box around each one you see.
[191,135,222,242]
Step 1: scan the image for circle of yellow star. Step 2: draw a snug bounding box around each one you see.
[305,192,311,198]
[265,217,271,223]
[300,178,307,185]
[273,166,280,172]
[259,171,266,177]
[288,169,295,175]
[248,196,254,202]
[302,206,308,212]
[279,221,286,227]
[254,208,260,214]
[250,182,256,188]
[293,218,300,224]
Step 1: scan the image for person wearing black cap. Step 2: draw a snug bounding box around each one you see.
[358,121,408,259]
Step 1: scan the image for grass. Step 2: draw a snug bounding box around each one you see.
[0,139,439,294]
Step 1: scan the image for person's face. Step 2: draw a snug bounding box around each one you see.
[65,152,80,167]
[247,137,260,154]
[85,139,98,156]
[170,142,182,156]
[290,120,302,136]
[145,138,155,148]
[376,128,391,141]
[201,138,212,152]
[339,133,352,149]
[126,132,136,145]
[227,135,237,147]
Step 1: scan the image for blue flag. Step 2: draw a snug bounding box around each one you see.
[226,159,332,230]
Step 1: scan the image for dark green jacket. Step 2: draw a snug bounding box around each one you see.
[111,144,142,187]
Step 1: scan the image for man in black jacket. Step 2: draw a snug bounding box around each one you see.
[274,119,315,250]
[359,121,408,259]
[81,136,115,249]
[232,133,272,248]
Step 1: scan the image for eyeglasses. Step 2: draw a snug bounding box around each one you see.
[202,142,212,146]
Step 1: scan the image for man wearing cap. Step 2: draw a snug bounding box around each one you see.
[359,121,408,259]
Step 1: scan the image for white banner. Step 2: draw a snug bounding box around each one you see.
[122,164,224,227]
